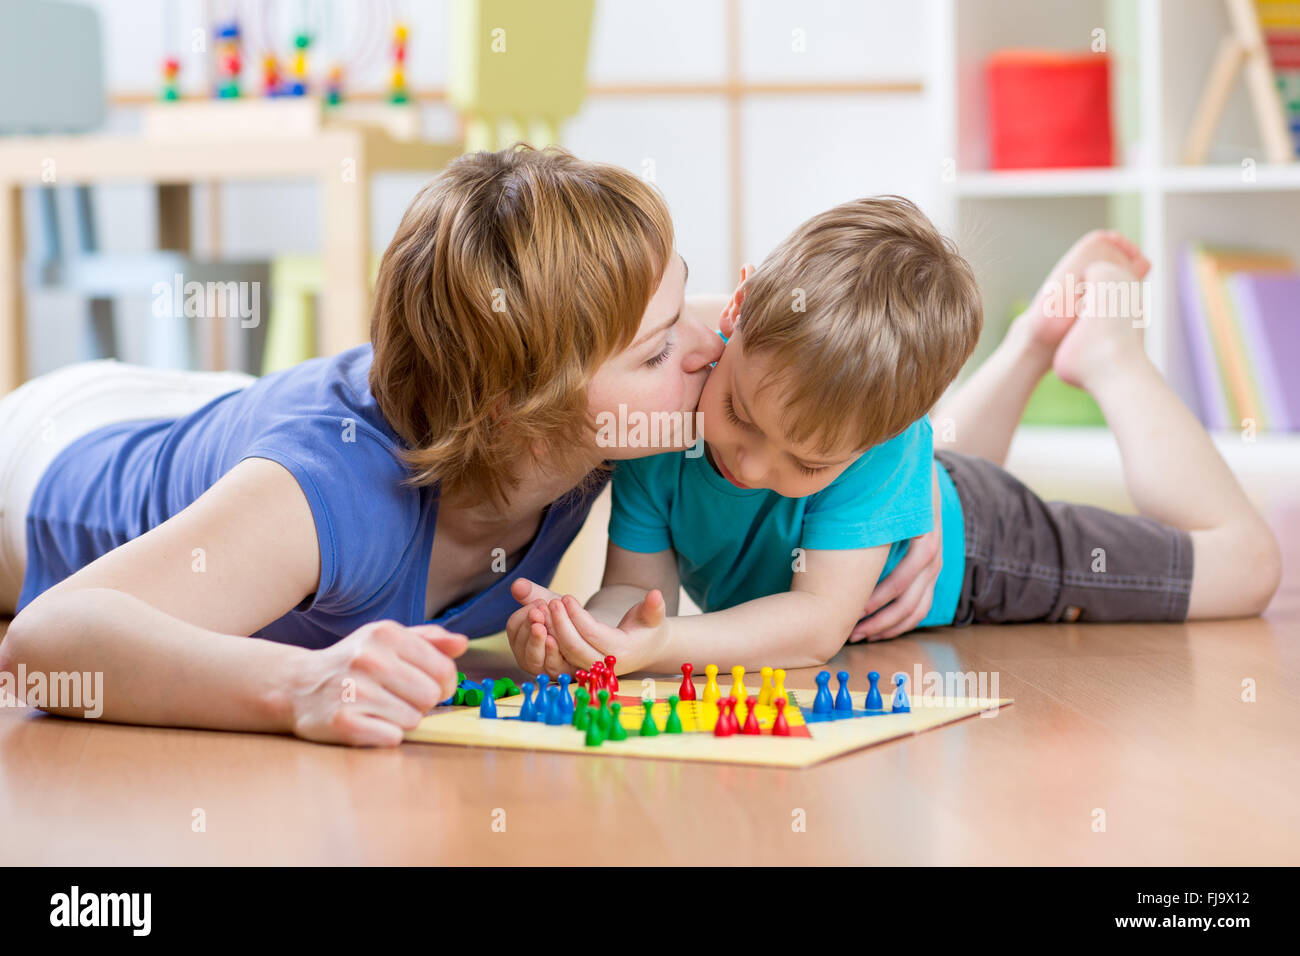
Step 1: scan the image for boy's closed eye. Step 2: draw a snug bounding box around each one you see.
[723,392,830,476]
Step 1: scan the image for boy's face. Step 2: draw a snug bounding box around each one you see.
[698,329,862,498]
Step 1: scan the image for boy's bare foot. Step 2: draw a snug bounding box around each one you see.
[1053,262,1150,390]
[1011,229,1152,360]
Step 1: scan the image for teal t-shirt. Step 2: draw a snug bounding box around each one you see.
[608,416,966,629]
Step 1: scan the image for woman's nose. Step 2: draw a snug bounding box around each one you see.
[685,314,724,370]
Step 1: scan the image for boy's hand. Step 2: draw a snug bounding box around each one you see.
[849,466,943,641]
[544,591,669,674]
[506,578,568,676]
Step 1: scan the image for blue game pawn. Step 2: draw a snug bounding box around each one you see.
[480,678,498,718]
[557,674,574,718]
[519,681,537,722]
[813,671,834,715]
[891,673,910,713]
[533,675,551,721]
[864,670,883,712]
[544,685,566,725]
[834,670,853,714]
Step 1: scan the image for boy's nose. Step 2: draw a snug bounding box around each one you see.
[736,450,767,484]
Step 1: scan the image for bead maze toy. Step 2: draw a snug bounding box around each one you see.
[154,4,413,110]
[144,5,421,142]
[406,660,1013,769]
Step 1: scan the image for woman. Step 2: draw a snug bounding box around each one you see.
[0,146,941,746]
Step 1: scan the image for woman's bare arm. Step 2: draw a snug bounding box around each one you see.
[0,458,322,729]
[0,458,464,743]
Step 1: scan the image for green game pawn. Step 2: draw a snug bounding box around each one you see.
[664,694,683,734]
[463,688,483,707]
[639,699,659,736]
[584,707,605,747]
[607,702,628,741]
[573,688,590,730]
[493,678,519,699]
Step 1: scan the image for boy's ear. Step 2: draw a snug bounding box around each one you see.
[719,263,756,337]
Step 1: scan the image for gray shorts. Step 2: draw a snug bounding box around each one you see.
[935,451,1194,625]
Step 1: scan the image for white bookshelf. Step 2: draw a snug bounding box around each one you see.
[927,0,1300,462]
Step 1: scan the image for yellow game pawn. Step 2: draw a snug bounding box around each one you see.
[729,665,748,702]
[773,668,787,703]
[702,664,721,704]
[757,666,774,706]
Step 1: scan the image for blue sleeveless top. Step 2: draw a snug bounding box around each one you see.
[18,346,606,649]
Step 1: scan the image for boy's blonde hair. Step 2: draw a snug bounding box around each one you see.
[738,196,982,454]
[370,145,674,504]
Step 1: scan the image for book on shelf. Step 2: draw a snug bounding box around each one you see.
[1259,0,1300,153]
[1178,243,1298,432]
[1228,273,1300,430]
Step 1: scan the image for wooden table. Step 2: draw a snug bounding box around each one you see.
[0,124,459,391]
[1,609,1295,865]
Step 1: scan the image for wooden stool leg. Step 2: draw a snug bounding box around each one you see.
[1184,35,1247,164]
[0,183,27,393]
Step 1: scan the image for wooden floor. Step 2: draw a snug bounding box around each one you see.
[1,479,1297,865]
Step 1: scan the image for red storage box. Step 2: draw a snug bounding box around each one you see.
[986,50,1114,169]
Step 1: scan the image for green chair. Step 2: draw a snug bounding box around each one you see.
[448,0,596,150]
[262,254,382,375]
[262,1,597,371]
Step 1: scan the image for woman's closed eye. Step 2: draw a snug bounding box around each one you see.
[645,340,673,368]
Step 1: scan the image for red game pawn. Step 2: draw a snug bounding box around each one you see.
[604,655,619,691]
[741,696,761,735]
[590,661,606,691]
[575,669,589,694]
[771,698,791,736]
[713,698,735,737]
[678,663,697,701]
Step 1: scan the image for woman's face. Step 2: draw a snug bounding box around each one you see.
[587,254,724,460]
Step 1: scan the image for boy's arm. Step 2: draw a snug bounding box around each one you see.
[587,543,681,624]
[654,545,889,670]
[504,543,679,675]
[547,544,889,673]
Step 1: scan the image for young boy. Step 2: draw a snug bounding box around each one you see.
[508,198,1282,675]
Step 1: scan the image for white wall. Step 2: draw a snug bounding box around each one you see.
[25,0,940,370]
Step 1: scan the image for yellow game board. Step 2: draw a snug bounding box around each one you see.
[405,679,1012,768]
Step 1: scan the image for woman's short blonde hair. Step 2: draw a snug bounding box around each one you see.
[370,145,674,504]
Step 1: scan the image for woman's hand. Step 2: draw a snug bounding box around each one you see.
[506,578,571,676]
[543,591,669,674]
[287,619,467,746]
[849,467,944,642]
